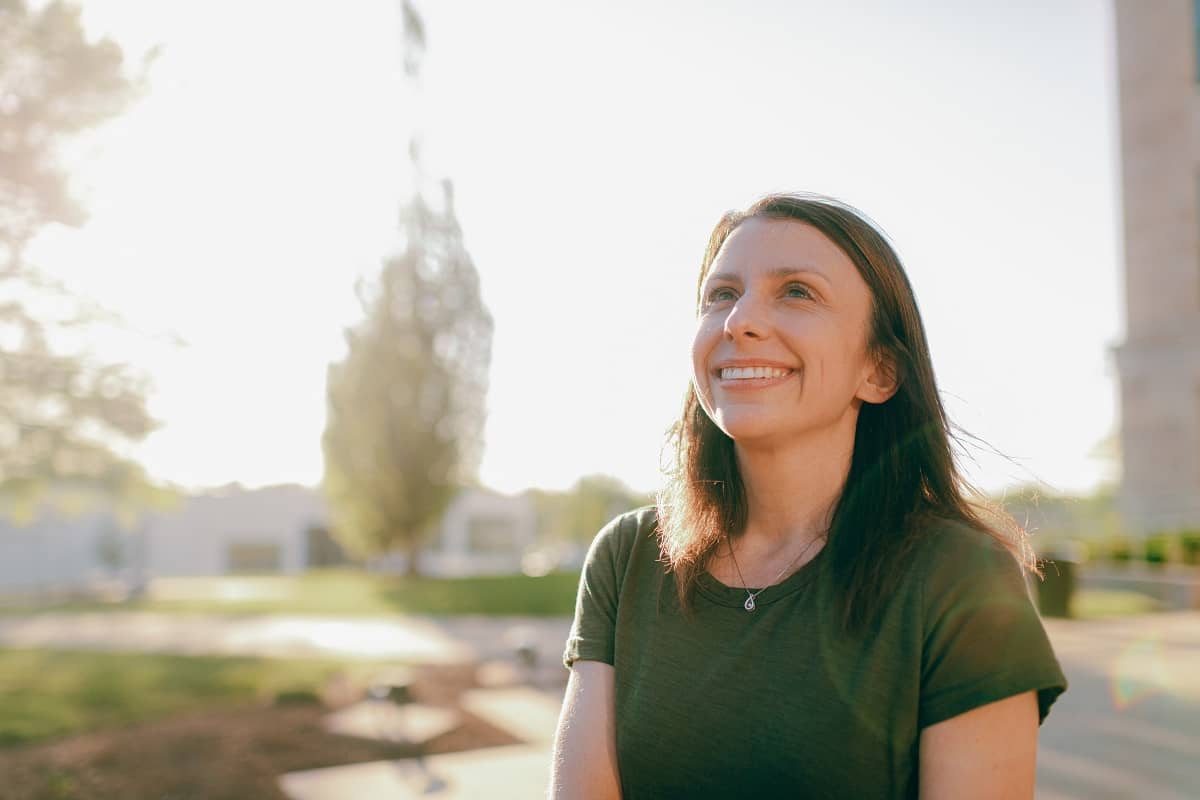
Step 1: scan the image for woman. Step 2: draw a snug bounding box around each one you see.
[550,193,1067,799]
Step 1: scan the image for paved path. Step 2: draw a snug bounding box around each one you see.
[0,611,571,666]
[1037,612,1200,799]
[279,744,552,800]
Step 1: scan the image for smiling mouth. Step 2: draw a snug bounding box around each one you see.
[718,366,794,380]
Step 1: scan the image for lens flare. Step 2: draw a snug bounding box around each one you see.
[1109,635,1174,710]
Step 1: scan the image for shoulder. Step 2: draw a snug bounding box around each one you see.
[908,514,1028,588]
[591,505,658,547]
[896,513,1039,627]
[582,505,661,573]
[906,514,1067,726]
[565,507,661,669]
[903,513,1045,640]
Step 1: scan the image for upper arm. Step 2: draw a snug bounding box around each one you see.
[918,690,1038,800]
[550,660,621,800]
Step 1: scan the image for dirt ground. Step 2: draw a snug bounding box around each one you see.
[0,666,525,800]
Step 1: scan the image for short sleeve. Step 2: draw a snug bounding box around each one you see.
[918,528,1067,729]
[562,515,628,669]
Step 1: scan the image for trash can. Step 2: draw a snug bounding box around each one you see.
[1036,542,1084,618]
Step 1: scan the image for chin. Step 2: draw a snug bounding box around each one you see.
[711,411,787,442]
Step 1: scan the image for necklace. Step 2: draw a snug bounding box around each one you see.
[727,531,826,612]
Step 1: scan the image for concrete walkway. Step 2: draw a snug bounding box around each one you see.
[279,744,552,800]
[279,686,566,799]
[0,611,571,666]
[1038,611,1200,799]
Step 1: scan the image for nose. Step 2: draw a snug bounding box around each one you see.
[723,294,768,341]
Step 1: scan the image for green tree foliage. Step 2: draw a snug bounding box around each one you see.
[993,483,1122,543]
[0,0,161,516]
[322,182,493,572]
[529,475,654,544]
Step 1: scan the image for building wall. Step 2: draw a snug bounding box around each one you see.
[1113,0,1200,532]
[143,484,323,576]
[0,511,114,594]
[369,488,538,576]
[0,485,325,593]
[0,484,538,594]
[1114,1,1200,331]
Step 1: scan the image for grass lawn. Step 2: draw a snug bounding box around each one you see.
[1071,588,1162,619]
[0,648,385,748]
[1,570,1170,622]
[0,568,582,617]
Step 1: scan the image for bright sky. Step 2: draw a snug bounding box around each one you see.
[31,0,1121,497]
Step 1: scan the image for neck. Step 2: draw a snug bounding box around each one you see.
[733,412,857,557]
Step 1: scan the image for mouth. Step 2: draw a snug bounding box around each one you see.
[717,366,794,381]
[713,365,798,390]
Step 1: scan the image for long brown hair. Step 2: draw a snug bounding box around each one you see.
[656,192,1033,631]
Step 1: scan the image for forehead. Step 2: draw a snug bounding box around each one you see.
[705,217,860,289]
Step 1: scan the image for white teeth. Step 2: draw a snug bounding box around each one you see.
[720,366,791,380]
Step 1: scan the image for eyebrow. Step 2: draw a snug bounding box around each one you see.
[704,266,833,287]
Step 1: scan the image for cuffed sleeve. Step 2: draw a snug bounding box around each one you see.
[918,526,1067,729]
[563,515,627,669]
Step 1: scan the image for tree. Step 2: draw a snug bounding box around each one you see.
[0,0,161,517]
[322,182,493,572]
[322,0,492,573]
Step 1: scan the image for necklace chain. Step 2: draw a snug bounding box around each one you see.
[727,530,826,612]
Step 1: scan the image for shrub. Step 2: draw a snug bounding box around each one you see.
[1143,534,1171,566]
[1179,530,1200,566]
[1107,537,1134,563]
[273,689,323,706]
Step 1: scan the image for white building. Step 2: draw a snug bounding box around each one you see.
[0,483,539,595]
[367,487,539,576]
[0,503,116,595]
[140,483,322,577]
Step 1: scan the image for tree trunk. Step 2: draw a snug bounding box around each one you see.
[404,538,422,577]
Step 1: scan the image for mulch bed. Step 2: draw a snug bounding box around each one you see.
[0,665,528,800]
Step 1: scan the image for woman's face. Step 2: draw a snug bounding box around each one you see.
[692,216,885,446]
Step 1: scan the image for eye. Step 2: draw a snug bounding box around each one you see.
[783,282,814,300]
[704,286,738,306]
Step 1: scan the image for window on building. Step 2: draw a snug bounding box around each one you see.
[227,542,281,573]
[1196,0,1200,81]
[466,515,516,553]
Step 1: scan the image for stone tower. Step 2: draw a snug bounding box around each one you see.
[1112,0,1200,533]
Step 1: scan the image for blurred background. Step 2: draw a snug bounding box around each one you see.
[0,0,1197,797]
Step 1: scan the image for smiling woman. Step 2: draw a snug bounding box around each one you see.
[551,193,1067,799]
[691,218,883,454]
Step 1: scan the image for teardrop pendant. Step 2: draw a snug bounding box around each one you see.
[744,595,756,612]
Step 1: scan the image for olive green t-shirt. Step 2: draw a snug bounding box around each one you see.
[563,507,1067,799]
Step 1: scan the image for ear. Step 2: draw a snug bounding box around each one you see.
[857,350,900,405]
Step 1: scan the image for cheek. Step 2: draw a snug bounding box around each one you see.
[691,318,721,385]
[690,350,708,406]
[690,332,720,421]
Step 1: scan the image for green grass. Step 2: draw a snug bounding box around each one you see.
[0,648,379,747]
[1071,589,1162,619]
[2,571,1173,622]
[0,569,582,617]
